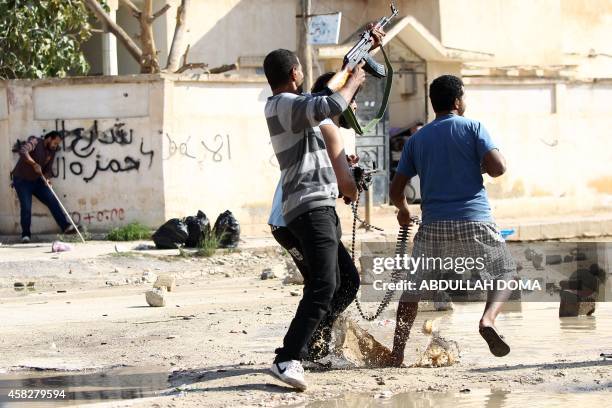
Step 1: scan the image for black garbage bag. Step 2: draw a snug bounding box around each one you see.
[184,210,211,248]
[213,210,240,248]
[152,218,188,249]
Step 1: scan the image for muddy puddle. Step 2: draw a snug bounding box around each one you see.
[357,301,612,367]
[300,388,612,407]
[0,366,170,407]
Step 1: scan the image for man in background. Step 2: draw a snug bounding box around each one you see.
[11,131,76,242]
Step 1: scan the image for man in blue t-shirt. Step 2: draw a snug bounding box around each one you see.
[386,75,517,365]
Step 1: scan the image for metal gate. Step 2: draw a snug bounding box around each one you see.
[353,78,389,205]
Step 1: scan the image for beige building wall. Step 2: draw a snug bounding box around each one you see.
[161,76,280,235]
[439,0,612,78]
[465,78,612,218]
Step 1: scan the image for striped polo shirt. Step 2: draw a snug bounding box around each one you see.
[265,92,348,223]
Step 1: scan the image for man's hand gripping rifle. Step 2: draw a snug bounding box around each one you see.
[326,1,398,91]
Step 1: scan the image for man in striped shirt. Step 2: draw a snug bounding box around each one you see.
[262,47,370,391]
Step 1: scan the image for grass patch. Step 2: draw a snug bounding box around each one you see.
[194,233,220,257]
[106,223,152,241]
[57,230,92,242]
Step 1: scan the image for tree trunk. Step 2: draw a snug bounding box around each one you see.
[165,0,190,72]
[139,0,160,73]
[83,0,142,63]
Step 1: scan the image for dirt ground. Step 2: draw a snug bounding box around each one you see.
[0,242,611,407]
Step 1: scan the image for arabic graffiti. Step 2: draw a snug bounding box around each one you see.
[70,208,125,225]
[49,120,155,183]
[164,133,231,162]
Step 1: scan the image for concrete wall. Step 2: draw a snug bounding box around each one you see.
[464,78,612,218]
[161,76,279,235]
[439,0,612,78]
[0,77,166,235]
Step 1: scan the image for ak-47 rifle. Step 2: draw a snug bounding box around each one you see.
[330,1,399,134]
[343,1,398,78]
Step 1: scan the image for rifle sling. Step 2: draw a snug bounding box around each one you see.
[341,46,393,136]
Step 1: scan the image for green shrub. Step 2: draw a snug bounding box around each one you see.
[106,223,151,241]
[194,233,220,257]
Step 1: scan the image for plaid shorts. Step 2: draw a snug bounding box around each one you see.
[408,220,517,284]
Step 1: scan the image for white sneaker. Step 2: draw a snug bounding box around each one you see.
[270,360,307,391]
[21,236,30,244]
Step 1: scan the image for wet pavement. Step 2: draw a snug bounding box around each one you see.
[0,366,169,407]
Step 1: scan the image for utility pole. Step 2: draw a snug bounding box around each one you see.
[298,0,313,91]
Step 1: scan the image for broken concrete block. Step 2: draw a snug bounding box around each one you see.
[154,274,176,292]
[146,288,167,307]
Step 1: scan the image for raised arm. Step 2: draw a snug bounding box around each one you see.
[320,124,357,202]
[290,65,365,133]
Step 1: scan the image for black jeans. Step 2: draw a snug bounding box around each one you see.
[272,206,360,362]
[12,176,69,237]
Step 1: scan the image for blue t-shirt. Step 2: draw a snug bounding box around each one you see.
[397,114,497,224]
[268,178,286,227]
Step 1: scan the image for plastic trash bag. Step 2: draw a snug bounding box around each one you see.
[213,210,240,248]
[184,210,211,248]
[152,218,188,249]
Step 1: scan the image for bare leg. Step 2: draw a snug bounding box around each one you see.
[479,288,512,329]
[388,292,419,367]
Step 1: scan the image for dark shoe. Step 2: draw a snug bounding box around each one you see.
[479,326,510,357]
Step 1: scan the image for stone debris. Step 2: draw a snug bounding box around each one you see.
[142,270,157,283]
[290,289,301,296]
[260,268,276,280]
[282,261,303,285]
[146,287,167,307]
[154,274,176,292]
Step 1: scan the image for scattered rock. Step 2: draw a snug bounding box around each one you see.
[142,271,157,283]
[290,290,300,296]
[260,268,276,280]
[146,288,167,307]
[433,290,454,311]
[14,282,25,288]
[154,274,176,292]
[282,261,303,285]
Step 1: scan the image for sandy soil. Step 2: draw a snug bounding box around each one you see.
[0,245,611,407]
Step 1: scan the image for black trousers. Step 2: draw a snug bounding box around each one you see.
[272,206,360,362]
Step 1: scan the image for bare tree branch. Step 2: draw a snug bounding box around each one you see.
[83,0,143,63]
[176,63,208,74]
[165,0,189,72]
[119,0,141,17]
[209,63,239,74]
[152,4,171,21]
[181,44,191,67]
